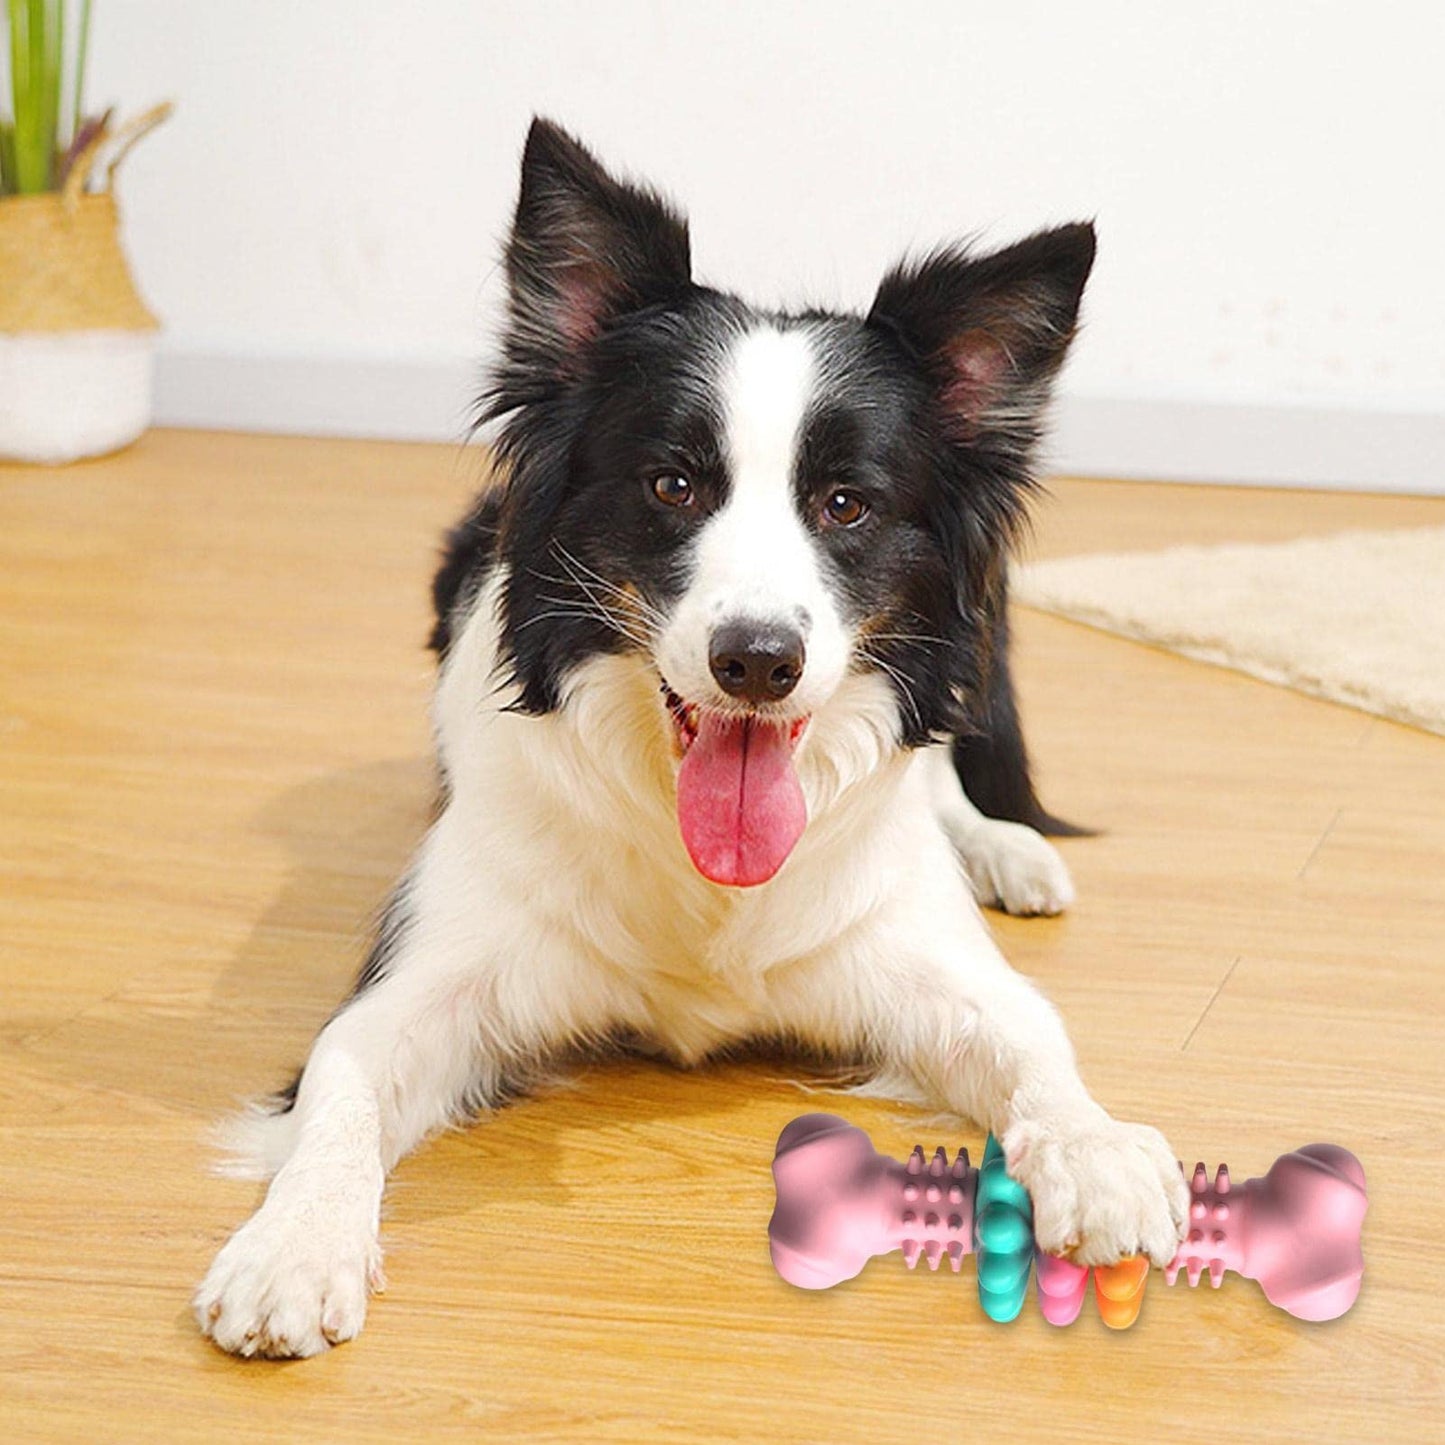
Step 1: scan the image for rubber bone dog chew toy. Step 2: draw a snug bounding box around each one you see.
[768,1114,1367,1328]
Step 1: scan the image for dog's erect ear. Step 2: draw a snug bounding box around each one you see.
[868,223,1096,449]
[503,117,692,376]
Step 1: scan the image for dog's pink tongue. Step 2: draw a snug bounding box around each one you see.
[676,713,806,887]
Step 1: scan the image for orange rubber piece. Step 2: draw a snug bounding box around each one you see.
[1093,1255,1149,1329]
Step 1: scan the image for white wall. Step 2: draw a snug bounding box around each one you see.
[87,1,1445,489]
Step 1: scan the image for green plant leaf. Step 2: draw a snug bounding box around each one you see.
[0,116,17,195]
[71,0,89,144]
[7,0,63,192]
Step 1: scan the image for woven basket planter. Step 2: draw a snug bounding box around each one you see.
[0,105,170,464]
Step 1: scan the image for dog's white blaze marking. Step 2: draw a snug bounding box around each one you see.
[721,324,816,501]
[710,326,818,614]
[654,322,853,713]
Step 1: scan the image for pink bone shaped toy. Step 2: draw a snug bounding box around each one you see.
[769,1114,1367,1327]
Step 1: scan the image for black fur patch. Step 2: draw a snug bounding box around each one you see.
[950,599,1092,836]
[485,288,749,714]
[431,489,503,657]
[856,226,1095,741]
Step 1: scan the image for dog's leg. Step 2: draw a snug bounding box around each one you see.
[194,999,397,1358]
[924,746,1075,916]
[194,803,600,1358]
[769,840,1185,1265]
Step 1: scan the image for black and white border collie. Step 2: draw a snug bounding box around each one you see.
[196,119,1187,1357]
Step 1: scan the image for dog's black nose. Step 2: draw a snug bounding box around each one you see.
[709,622,805,703]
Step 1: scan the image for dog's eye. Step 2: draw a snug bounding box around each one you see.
[822,489,869,528]
[651,473,694,508]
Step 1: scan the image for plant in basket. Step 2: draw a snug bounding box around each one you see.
[1,1,171,462]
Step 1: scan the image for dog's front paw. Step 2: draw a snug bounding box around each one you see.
[194,1198,384,1359]
[1002,1110,1187,1267]
[953,819,1075,917]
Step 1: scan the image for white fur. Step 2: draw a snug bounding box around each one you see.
[195,331,1185,1357]
[196,1048,385,1357]
[924,747,1076,916]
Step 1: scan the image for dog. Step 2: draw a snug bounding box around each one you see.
[195,118,1188,1357]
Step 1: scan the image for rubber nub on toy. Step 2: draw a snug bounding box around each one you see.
[898,1141,975,1276]
[1093,1256,1149,1328]
[974,1135,1033,1322]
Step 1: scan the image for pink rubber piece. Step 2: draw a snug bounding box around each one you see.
[1164,1143,1367,1321]
[1034,1251,1089,1326]
[769,1114,976,1289]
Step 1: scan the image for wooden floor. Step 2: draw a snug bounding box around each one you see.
[2,429,1442,1442]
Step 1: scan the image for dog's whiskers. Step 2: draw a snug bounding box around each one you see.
[864,631,950,648]
[856,646,926,738]
[545,543,669,631]
[522,594,655,651]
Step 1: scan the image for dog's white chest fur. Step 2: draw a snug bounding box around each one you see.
[433,568,923,1059]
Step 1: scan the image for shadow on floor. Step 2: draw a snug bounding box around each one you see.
[178,757,870,1220]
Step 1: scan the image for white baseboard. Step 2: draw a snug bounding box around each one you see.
[154,350,480,445]
[1050,394,1444,495]
[154,349,1445,495]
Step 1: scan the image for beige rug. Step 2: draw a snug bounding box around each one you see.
[1014,525,1445,736]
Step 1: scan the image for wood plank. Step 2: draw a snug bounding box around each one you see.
[1,431,1441,1440]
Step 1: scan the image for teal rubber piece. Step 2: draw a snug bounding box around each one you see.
[974,1134,1035,1322]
